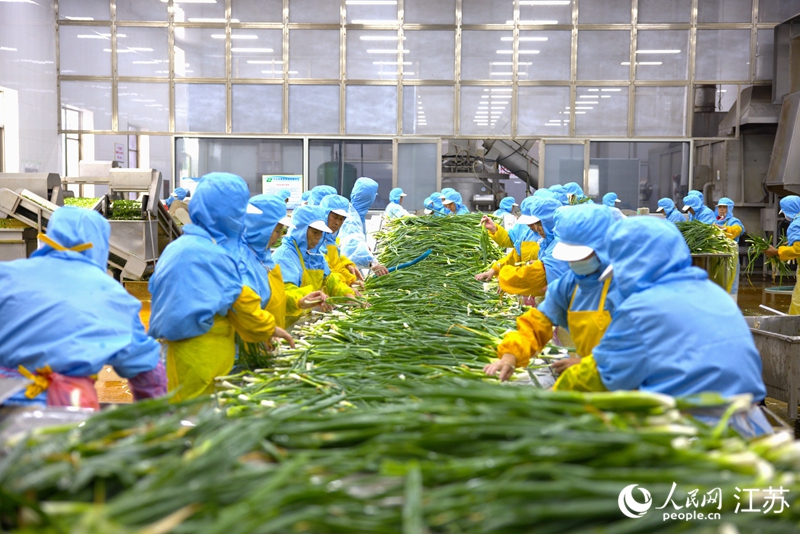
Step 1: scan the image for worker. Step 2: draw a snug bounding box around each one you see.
[548,185,570,206]
[300,190,311,206]
[484,204,617,386]
[602,192,626,221]
[442,190,470,214]
[0,207,165,408]
[563,182,586,204]
[590,217,768,436]
[149,173,290,401]
[765,195,800,314]
[339,180,390,276]
[497,197,569,297]
[476,196,539,281]
[428,191,447,216]
[682,194,716,224]
[166,187,188,208]
[493,196,518,229]
[423,195,435,215]
[715,197,744,299]
[277,189,292,204]
[309,185,338,207]
[320,194,365,290]
[350,177,380,231]
[656,198,686,223]
[273,205,355,326]
[385,187,412,219]
[239,194,326,330]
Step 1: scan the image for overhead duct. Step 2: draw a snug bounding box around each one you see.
[765,92,800,195]
[482,139,539,190]
[718,85,782,136]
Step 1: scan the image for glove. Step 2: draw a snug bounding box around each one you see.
[128,360,167,401]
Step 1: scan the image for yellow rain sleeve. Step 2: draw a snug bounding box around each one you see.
[492,249,522,273]
[325,272,355,297]
[489,225,514,249]
[326,244,357,286]
[497,308,554,368]
[227,286,276,343]
[498,261,548,297]
[723,225,743,240]
[284,283,315,326]
[778,242,800,262]
[552,355,608,392]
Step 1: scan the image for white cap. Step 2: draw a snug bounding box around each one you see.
[512,203,519,207]
[615,199,622,203]
[551,241,595,262]
[400,193,407,197]
[329,208,349,217]
[424,209,433,214]
[442,198,455,205]
[246,203,263,215]
[682,204,691,212]
[278,216,295,229]
[599,264,614,282]
[308,220,333,233]
[655,206,664,213]
[516,214,540,225]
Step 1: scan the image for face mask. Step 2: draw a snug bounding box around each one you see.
[570,255,601,276]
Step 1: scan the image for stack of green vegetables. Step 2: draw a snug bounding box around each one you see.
[1,214,799,533]
[746,233,794,284]
[109,200,143,221]
[677,220,738,289]
[63,197,100,209]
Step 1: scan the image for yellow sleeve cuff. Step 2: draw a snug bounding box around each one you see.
[778,243,800,262]
[489,225,513,249]
[497,308,554,367]
[498,261,548,297]
[553,355,608,392]
[227,286,276,343]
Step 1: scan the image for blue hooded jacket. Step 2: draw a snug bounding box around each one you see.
[493,196,516,217]
[149,172,248,341]
[166,187,188,208]
[593,217,765,401]
[301,190,311,203]
[714,197,744,243]
[309,185,337,207]
[548,185,570,205]
[429,191,447,216]
[529,197,568,283]
[385,187,410,219]
[277,189,292,202]
[602,192,619,207]
[683,194,716,224]
[507,197,538,255]
[350,177,379,231]
[320,194,351,249]
[0,207,160,378]
[539,204,618,328]
[687,190,704,204]
[238,194,287,308]
[273,206,331,287]
[781,196,800,246]
[443,190,470,215]
[657,198,686,224]
[563,182,585,202]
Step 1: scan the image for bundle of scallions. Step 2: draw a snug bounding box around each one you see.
[677,220,738,289]
[746,233,794,285]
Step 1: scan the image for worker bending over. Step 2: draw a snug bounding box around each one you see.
[149,173,286,401]
[385,187,412,219]
[766,195,800,314]
[339,178,390,276]
[602,192,626,221]
[0,207,165,408]
[320,194,365,290]
[443,190,470,214]
[485,204,617,387]
[476,196,540,282]
[656,198,686,223]
[493,197,518,229]
[683,193,715,224]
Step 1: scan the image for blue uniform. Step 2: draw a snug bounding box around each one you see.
[385,187,410,219]
[563,182,586,203]
[657,198,686,224]
[683,194,716,224]
[277,189,292,202]
[166,187,188,208]
[309,185,337,207]
[273,206,331,287]
[238,194,286,308]
[530,197,568,283]
[493,196,516,217]
[594,217,766,401]
[444,190,470,214]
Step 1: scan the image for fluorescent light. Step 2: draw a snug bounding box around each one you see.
[64,16,94,20]
[77,34,108,39]
[621,61,662,66]
[232,47,274,52]
[288,70,298,74]
[579,101,598,104]
[360,35,404,41]
[601,95,610,98]
[491,106,506,109]
[636,49,680,54]
[579,95,597,98]
[588,88,599,91]
[367,49,409,54]
[346,0,397,4]
[575,106,593,109]
[601,88,622,92]
[575,111,586,114]
[500,37,549,42]
[247,60,283,64]
[373,61,411,65]
[491,95,512,99]
[544,123,563,126]
[548,120,563,122]
[0,46,17,52]
[717,90,727,93]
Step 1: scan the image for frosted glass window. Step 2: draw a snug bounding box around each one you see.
[59,26,111,76]
[58,0,108,21]
[756,29,775,82]
[403,31,455,81]
[289,0,340,23]
[634,86,686,136]
[117,27,169,78]
[405,0,455,25]
[289,85,339,134]
[574,86,628,136]
[233,0,283,22]
[635,31,689,81]
[346,85,397,135]
[759,0,800,22]
[175,84,226,132]
[518,31,571,81]
[347,30,399,80]
[577,31,630,81]
[232,85,283,133]
[695,30,750,81]
[462,0,512,25]
[543,144,584,188]
[519,1,573,25]
[637,0,691,23]
[518,86,570,136]
[175,28,225,79]
[461,31,513,81]
[231,29,283,79]
[577,0,630,24]
[346,3,398,24]
[398,143,438,212]
[460,86,511,136]
[697,0,752,23]
[61,81,112,130]
[403,86,454,135]
[172,0,225,23]
[289,30,340,79]
[117,0,168,22]
[118,82,169,132]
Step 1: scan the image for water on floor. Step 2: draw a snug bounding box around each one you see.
[737,274,793,316]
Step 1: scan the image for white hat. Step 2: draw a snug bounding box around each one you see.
[551,241,595,262]
[246,203,263,215]
[682,204,691,212]
[278,216,295,229]
[655,206,664,213]
[516,214,540,225]
[329,208,349,217]
[423,209,433,214]
[308,220,333,233]
[615,199,622,203]
[599,264,614,282]
[442,198,455,205]
[400,193,407,197]
[512,203,519,207]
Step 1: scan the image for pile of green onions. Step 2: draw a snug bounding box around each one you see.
[746,233,794,284]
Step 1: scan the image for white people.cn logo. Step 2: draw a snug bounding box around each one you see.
[618,484,653,519]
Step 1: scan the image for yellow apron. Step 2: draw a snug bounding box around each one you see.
[553,277,612,392]
[295,242,326,290]
[265,264,287,329]
[166,315,235,402]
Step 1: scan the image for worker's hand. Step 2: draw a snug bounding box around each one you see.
[350,280,365,289]
[271,327,295,349]
[371,263,389,276]
[551,357,581,375]
[481,215,497,234]
[346,264,365,281]
[299,291,327,309]
[765,245,780,258]
[475,268,497,281]
[483,353,517,382]
[521,295,537,307]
